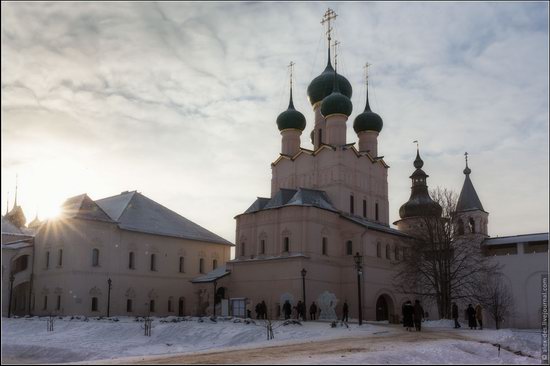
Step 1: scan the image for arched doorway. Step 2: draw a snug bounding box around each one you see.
[178,297,186,316]
[375,294,395,322]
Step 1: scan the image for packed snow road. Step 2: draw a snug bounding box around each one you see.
[106,328,539,364]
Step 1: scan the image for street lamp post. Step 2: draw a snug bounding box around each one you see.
[107,278,112,318]
[8,273,15,318]
[300,268,307,321]
[353,252,363,326]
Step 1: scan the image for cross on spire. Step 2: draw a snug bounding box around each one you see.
[287,61,295,109]
[413,140,419,151]
[321,8,338,43]
[464,151,469,167]
[364,62,372,87]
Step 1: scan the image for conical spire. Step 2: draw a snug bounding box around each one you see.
[457,152,484,212]
[13,174,18,208]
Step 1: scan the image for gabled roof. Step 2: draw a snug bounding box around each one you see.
[95,191,232,246]
[456,174,485,213]
[240,187,338,215]
[61,194,115,223]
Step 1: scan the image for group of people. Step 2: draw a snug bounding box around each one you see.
[402,300,424,331]
[254,301,268,319]
[281,300,321,320]
[452,303,483,330]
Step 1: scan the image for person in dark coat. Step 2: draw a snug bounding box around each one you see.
[452,302,461,329]
[467,304,477,329]
[402,300,414,331]
[294,301,303,320]
[475,304,483,330]
[261,301,267,319]
[413,300,424,331]
[342,301,349,322]
[282,300,292,320]
[309,302,318,320]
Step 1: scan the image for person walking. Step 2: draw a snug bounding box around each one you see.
[452,302,461,329]
[309,302,318,320]
[402,300,414,331]
[467,304,477,330]
[475,304,483,330]
[413,300,424,331]
[282,300,292,320]
[342,301,349,323]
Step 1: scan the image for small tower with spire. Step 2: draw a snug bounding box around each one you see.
[394,143,442,233]
[5,175,27,228]
[276,62,306,156]
[354,63,384,156]
[455,152,489,236]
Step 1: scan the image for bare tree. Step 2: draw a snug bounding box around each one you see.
[393,187,500,319]
[474,273,514,329]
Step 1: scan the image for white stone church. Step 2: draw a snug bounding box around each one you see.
[2,10,547,329]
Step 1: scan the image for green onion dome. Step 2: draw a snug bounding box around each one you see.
[353,94,383,133]
[276,90,306,131]
[307,49,352,106]
[320,90,353,117]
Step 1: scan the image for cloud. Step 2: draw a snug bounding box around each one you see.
[1,2,548,241]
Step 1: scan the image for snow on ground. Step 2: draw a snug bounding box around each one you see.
[1,316,543,364]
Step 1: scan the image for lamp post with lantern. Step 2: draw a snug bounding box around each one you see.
[353,252,363,326]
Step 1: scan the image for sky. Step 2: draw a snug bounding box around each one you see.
[1,2,548,244]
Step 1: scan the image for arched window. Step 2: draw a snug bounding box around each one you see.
[386,244,391,260]
[346,241,353,255]
[350,194,355,214]
[377,242,381,258]
[58,249,63,267]
[92,249,99,267]
[322,237,328,256]
[283,237,290,252]
[199,258,204,274]
[179,256,185,273]
[260,240,266,254]
[213,259,218,270]
[469,217,476,233]
[150,254,156,271]
[457,219,465,235]
[91,297,98,312]
[149,300,155,313]
[129,252,135,270]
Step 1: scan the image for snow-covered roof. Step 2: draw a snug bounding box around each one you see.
[2,240,33,250]
[229,253,309,263]
[1,216,25,235]
[95,191,232,246]
[483,233,548,246]
[191,265,231,283]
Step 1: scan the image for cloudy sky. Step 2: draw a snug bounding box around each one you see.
[2,2,548,243]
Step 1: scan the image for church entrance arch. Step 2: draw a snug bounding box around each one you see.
[376,294,394,322]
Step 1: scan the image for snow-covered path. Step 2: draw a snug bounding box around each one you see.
[1,316,543,364]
